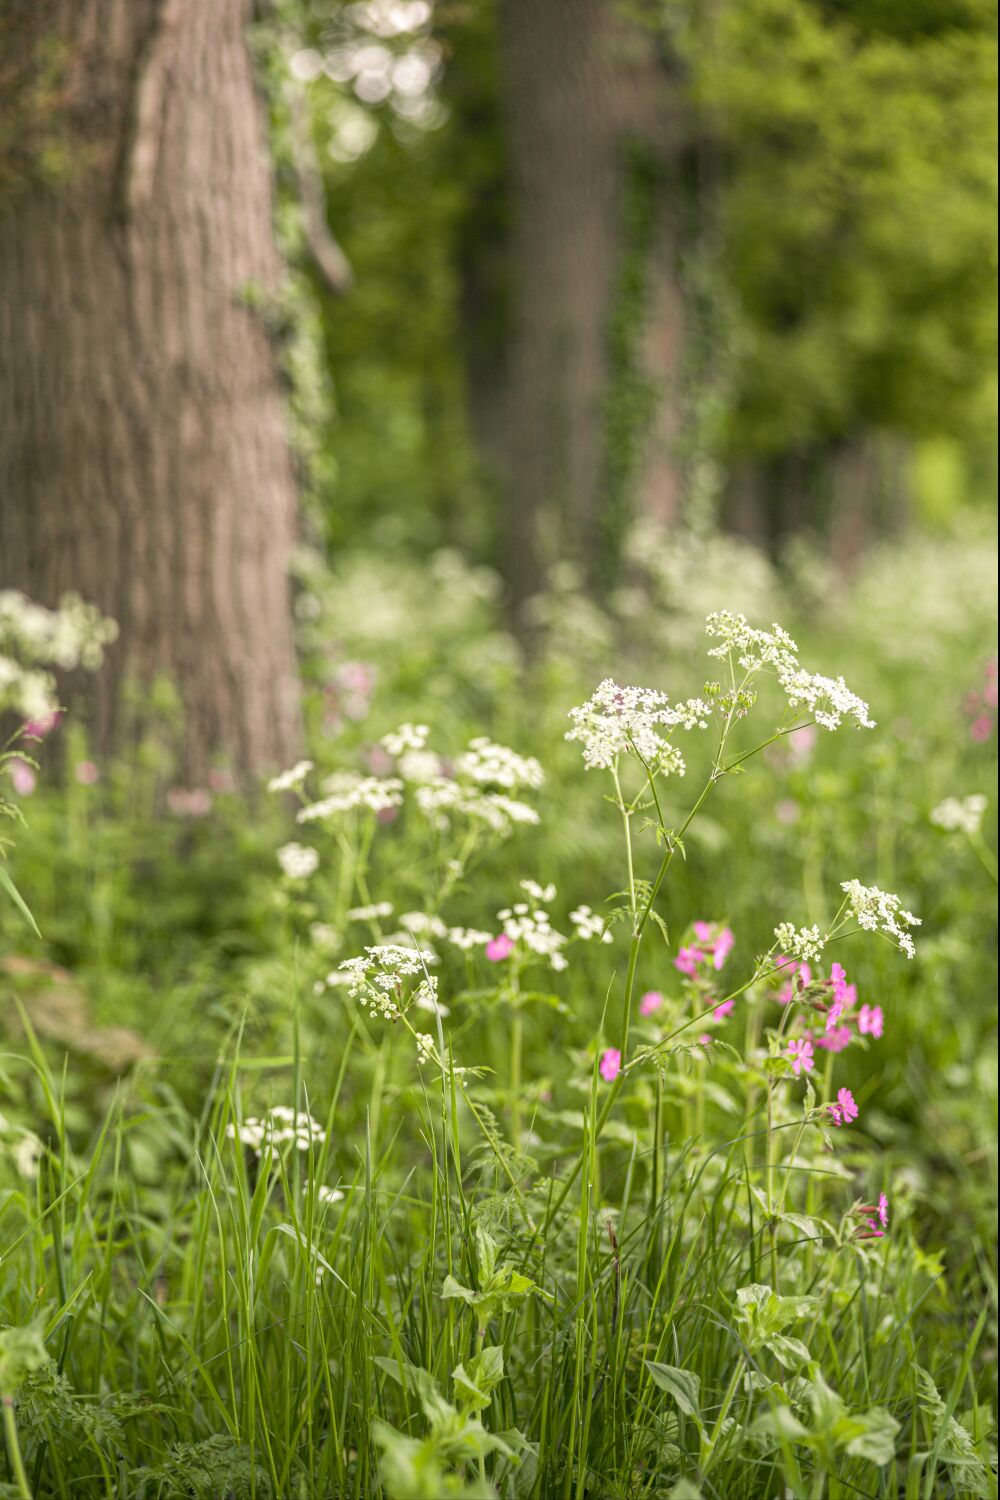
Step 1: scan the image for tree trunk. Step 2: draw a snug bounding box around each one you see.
[497,0,684,609]
[0,0,301,783]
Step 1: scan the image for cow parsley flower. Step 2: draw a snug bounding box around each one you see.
[447,926,493,951]
[226,1107,326,1155]
[277,842,319,881]
[840,880,921,958]
[930,794,988,837]
[569,904,611,942]
[774,923,827,964]
[381,722,429,755]
[566,678,710,771]
[298,774,403,821]
[346,902,394,921]
[705,611,874,730]
[268,760,314,794]
[456,736,544,790]
[338,944,435,1019]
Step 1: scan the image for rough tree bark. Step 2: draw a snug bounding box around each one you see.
[497,0,683,608]
[0,0,301,782]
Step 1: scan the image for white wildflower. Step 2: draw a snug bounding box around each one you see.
[566,678,710,771]
[315,1184,345,1206]
[497,903,569,971]
[521,879,556,903]
[397,748,445,783]
[381,722,430,755]
[277,841,319,880]
[225,1108,326,1156]
[447,927,493,950]
[338,943,436,1018]
[298,774,403,821]
[705,611,874,731]
[455,736,544,790]
[570,904,612,943]
[773,922,827,963]
[11,1133,42,1180]
[415,1031,437,1065]
[930,794,988,837]
[840,880,921,958]
[309,922,341,951]
[399,911,448,939]
[268,759,314,794]
[412,976,449,1016]
[347,901,394,921]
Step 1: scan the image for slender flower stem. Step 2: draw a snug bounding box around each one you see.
[2,1397,33,1500]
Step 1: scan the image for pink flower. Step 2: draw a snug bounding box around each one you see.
[74,760,100,785]
[599,1048,621,1082]
[815,1026,852,1053]
[776,798,800,825]
[858,1004,884,1039]
[639,990,663,1016]
[712,999,735,1021]
[9,759,36,796]
[877,1192,889,1228]
[775,956,811,1004]
[786,1038,814,1075]
[207,768,234,792]
[827,1087,859,1127]
[23,709,61,739]
[788,724,817,762]
[166,787,212,817]
[485,933,514,962]
[697,1033,712,1046]
[971,715,993,742]
[713,927,735,970]
[826,997,845,1031]
[693,921,713,943]
[674,945,705,977]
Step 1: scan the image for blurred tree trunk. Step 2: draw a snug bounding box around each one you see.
[0,0,301,782]
[497,0,683,609]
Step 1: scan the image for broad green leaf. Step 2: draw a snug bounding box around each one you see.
[645,1362,703,1423]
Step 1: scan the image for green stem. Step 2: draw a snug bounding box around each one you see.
[699,1355,745,1480]
[3,1396,33,1500]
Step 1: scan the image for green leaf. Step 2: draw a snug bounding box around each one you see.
[645,1362,703,1423]
[0,1324,49,1396]
[765,1335,813,1369]
[0,863,40,937]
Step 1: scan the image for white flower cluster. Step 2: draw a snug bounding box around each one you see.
[399,911,448,939]
[455,736,545,790]
[411,976,448,1017]
[415,1031,437,1065]
[705,611,874,731]
[414,779,539,833]
[566,679,710,771]
[347,901,394,922]
[446,926,493,951]
[337,943,435,1018]
[840,880,921,959]
[297,772,403,822]
[381,722,429,756]
[930,794,988,837]
[498,883,569,970]
[570,904,612,943]
[268,759,314,794]
[0,589,117,721]
[397,748,445,783]
[773,922,827,963]
[315,1183,344,1206]
[277,842,319,881]
[225,1106,326,1155]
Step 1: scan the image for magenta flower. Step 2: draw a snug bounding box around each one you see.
[858,1004,884,1038]
[815,1025,852,1053]
[599,1047,621,1082]
[693,921,713,944]
[485,933,514,962]
[713,927,735,970]
[775,956,811,1004]
[827,1087,859,1127]
[786,1038,815,1075]
[74,760,100,785]
[639,990,663,1016]
[673,945,705,977]
[877,1192,889,1228]
[23,709,61,739]
[9,759,36,796]
[713,999,735,1021]
[826,997,846,1031]
[971,715,993,742]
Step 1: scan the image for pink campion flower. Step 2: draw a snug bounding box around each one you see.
[599,1047,621,1082]
[75,760,100,785]
[713,927,735,970]
[877,1192,889,1228]
[693,921,713,944]
[827,1087,859,1127]
[674,945,705,977]
[858,1004,884,1038]
[788,723,817,762]
[23,709,61,739]
[9,759,36,796]
[786,1038,815,1075]
[776,798,801,825]
[166,787,212,817]
[970,715,992,742]
[639,990,663,1016]
[713,999,735,1021]
[826,997,845,1031]
[697,1033,712,1046]
[485,933,514,962]
[815,1026,852,1053]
